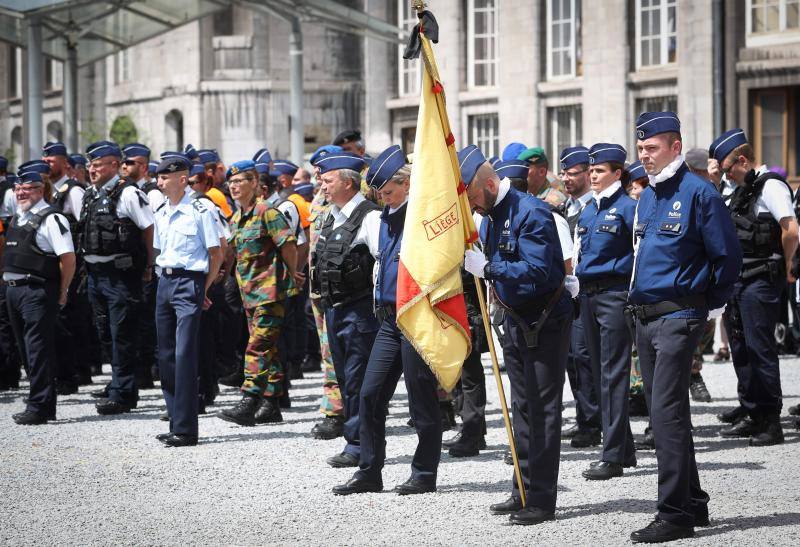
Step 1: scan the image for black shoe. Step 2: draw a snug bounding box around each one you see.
[90,385,110,399]
[218,370,244,388]
[490,496,523,515]
[789,404,800,417]
[440,401,456,431]
[301,354,321,372]
[155,432,172,441]
[12,410,49,425]
[90,364,103,376]
[288,361,304,380]
[749,414,784,446]
[254,398,283,424]
[56,382,79,396]
[635,428,655,450]
[720,416,760,438]
[217,393,260,426]
[509,506,555,526]
[560,423,580,438]
[570,428,601,448]
[394,477,436,495]
[694,505,710,527]
[332,476,383,495]
[327,451,359,468]
[159,411,170,422]
[95,400,132,415]
[582,461,624,480]
[449,434,486,457]
[629,393,649,417]
[311,415,345,440]
[160,433,198,447]
[717,405,747,424]
[631,517,694,543]
[689,373,711,403]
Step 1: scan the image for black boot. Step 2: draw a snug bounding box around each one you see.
[440,401,456,431]
[570,427,601,448]
[717,405,747,424]
[288,361,304,380]
[217,393,260,426]
[254,398,283,424]
[219,370,244,388]
[311,415,345,440]
[720,416,761,438]
[749,413,784,446]
[689,373,711,403]
[448,434,486,457]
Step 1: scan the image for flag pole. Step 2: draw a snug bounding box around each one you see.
[411,1,526,509]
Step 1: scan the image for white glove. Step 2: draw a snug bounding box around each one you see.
[708,305,726,319]
[564,275,580,298]
[464,248,488,278]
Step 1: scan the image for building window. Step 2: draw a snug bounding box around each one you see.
[467,113,499,157]
[547,105,582,168]
[165,109,184,151]
[397,1,420,97]
[547,0,582,79]
[636,0,677,69]
[635,95,678,116]
[114,49,130,84]
[45,58,63,91]
[752,87,799,181]
[467,0,499,88]
[401,126,417,155]
[749,0,800,33]
[213,7,234,36]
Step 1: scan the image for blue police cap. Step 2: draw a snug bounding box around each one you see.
[189,164,205,177]
[628,160,647,181]
[501,142,527,161]
[588,143,627,165]
[309,145,343,166]
[488,156,500,168]
[272,160,299,177]
[559,146,590,170]
[315,153,366,174]
[156,152,192,174]
[183,144,199,162]
[226,160,257,179]
[123,142,150,159]
[293,182,314,199]
[17,171,43,185]
[198,149,220,164]
[635,111,681,140]
[494,159,529,180]
[0,155,7,171]
[5,173,18,184]
[252,147,272,165]
[709,129,747,164]
[147,160,159,174]
[68,154,87,168]
[86,140,121,160]
[365,145,406,190]
[254,162,270,175]
[458,145,487,186]
[42,141,67,157]
[18,160,50,175]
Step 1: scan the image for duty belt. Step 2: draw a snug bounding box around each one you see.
[624,294,707,323]
[374,304,395,323]
[740,260,781,282]
[497,279,566,349]
[579,275,630,296]
[4,274,48,287]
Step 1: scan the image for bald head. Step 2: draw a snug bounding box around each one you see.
[466,162,501,216]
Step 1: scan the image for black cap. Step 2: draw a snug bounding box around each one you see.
[332,129,362,146]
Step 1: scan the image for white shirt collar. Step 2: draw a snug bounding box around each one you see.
[593,181,622,207]
[332,192,365,220]
[756,164,769,177]
[54,174,69,189]
[649,154,685,186]
[493,178,512,208]
[388,198,408,215]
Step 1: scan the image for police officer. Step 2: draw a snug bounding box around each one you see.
[4,170,75,424]
[123,143,163,213]
[0,156,17,228]
[312,152,381,468]
[69,154,88,186]
[460,145,573,526]
[710,129,798,446]
[575,143,637,480]
[80,140,156,415]
[217,160,300,426]
[334,145,441,495]
[0,158,21,391]
[627,112,742,543]
[152,153,223,447]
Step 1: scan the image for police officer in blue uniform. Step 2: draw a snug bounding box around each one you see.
[710,129,798,446]
[460,145,573,526]
[333,145,441,495]
[80,140,156,415]
[4,170,76,424]
[152,153,223,447]
[575,143,638,480]
[627,112,742,543]
[0,158,22,391]
[312,152,381,469]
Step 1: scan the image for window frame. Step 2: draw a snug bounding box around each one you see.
[547,104,582,170]
[397,0,420,97]
[467,0,499,89]
[464,111,500,159]
[635,0,677,70]
[746,0,800,47]
[546,0,580,80]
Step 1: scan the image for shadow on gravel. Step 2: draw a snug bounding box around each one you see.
[200,428,311,444]
[558,498,653,519]
[436,479,509,493]
[697,512,800,537]
[57,412,160,424]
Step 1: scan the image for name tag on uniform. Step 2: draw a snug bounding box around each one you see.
[577,226,588,235]
[597,223,619,234]
[658,221,682,234]
[634,223,646,236]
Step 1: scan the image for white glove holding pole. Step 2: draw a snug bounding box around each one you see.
[564,275,580,298]
[464,248,488,278]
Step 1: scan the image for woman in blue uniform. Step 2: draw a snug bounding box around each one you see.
[332,145,441,496]
[574,143,637,480]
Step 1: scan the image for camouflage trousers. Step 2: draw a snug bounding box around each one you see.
[312,296,343,417]
[241,302,285,398]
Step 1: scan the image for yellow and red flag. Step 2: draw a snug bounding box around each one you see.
[396,30,478,392]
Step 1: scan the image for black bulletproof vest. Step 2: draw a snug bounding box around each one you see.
[141,180,159,195]
[729,170,792,260]
[52,178,81,245]
[79,178,143,257]
[0,178,13,232]
[312,199,380,307]
[3,206,61,280]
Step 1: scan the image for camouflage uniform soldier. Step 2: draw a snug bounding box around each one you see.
[217,160,299,427]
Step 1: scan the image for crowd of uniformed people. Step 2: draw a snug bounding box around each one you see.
[1,113,798,543]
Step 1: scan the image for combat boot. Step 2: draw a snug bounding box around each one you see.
[720,416,760,438]
[218,370,244,388]
[749,413,784,446]
[448,434,486,457]
[717,405,747,424]
[311,415,345,440]
[254,398,283,424]
[689,373,711,403]
[440,401,456,431]
[217,393,260,426]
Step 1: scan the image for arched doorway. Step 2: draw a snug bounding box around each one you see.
[165,109,183,151]
[46,120,63,143]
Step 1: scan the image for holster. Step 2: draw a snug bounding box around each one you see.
[499,280,565,349]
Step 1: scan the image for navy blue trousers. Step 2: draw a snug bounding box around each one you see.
[566,315,600,430]
[6,282,59,418]
[636,316,709,527]
[0,283,23,385]
[325,297,379,457]
[581,290,635,464]
[156,271,205,437]
[725,277,783,416]
[355,315,441,484]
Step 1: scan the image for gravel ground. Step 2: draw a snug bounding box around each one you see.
[1,355,799,546]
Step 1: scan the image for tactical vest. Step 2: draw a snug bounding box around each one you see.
[0,178,13,232]
[52,178,81,246]
[141,180,159,195]
[312,199,379,307]
[3,206,61,280]
[79,178,144,258]
[728,170,792,260]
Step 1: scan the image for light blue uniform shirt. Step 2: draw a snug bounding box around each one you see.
[153,192,220,273]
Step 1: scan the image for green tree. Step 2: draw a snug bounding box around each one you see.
[109,115,138,145]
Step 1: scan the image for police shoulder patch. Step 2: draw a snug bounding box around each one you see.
[53,214,68,235]
[192,198,208,213]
